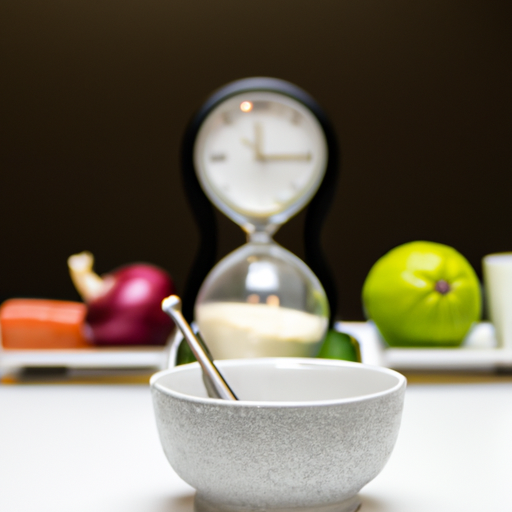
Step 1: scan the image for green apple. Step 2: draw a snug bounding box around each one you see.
[362,241,481,347]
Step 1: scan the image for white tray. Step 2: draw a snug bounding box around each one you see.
[0,326,182,375]
[337,321,512,371]
[2,322,510,375]
[0,346,170,372]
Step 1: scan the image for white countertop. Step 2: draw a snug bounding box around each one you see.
[1,379,511,512]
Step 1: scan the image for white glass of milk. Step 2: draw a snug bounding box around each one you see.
[195,240,330,359]
[482,253,512,349]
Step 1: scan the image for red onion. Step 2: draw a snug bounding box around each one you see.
[68,252,175,346]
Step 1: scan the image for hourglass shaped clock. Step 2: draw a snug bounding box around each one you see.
[180,77,339,360]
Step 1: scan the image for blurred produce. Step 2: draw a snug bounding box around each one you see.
[362,241,481,347]
[177,335,196,365]
[68,252,175,346]
[0,299,89,349]
[316,329,360,362]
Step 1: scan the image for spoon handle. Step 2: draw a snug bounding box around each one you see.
[162,295,238,400]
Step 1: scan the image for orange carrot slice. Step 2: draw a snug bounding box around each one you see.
[0,299,90,349]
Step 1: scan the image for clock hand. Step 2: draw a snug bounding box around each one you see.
[261,152,312,162]
[240,124,265,161]
[254,123,265,161]
[241,138,264,162]
[241,124,311,161]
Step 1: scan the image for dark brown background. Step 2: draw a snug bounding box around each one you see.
[1,0,511,320]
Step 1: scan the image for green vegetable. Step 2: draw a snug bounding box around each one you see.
[177,337,197,365]
[316,329,361,362]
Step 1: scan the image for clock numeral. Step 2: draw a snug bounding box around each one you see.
[210,153,227,162]
[291,111,302,125]
[252,101,269,111]
[222,112,232,124]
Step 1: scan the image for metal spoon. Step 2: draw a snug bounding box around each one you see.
[161,295,238,400]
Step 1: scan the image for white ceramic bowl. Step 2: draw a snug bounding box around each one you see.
[151,358,406,512]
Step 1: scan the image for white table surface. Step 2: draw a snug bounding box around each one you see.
[1,380,512,512]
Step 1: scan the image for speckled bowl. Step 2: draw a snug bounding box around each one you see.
[150,358,406,512]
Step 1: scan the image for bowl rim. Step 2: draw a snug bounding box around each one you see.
[150,357,406,408]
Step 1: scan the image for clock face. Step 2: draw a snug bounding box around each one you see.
[193,91,328,225]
